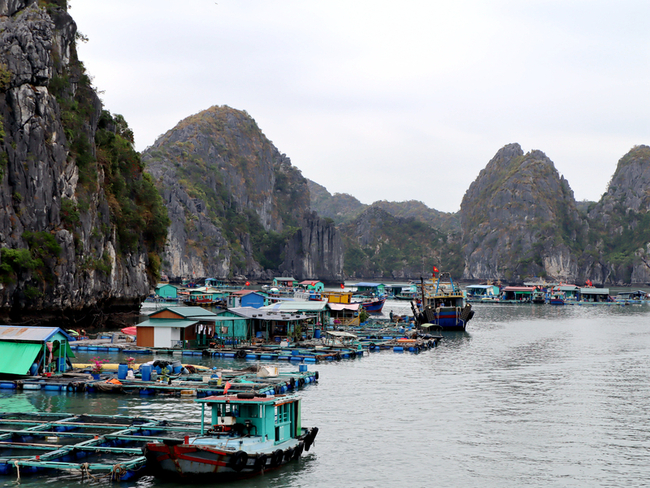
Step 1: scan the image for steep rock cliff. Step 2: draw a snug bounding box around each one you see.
[0,0,167,324]
[586,145,650,283]
[143,106,343,282]
[459,143,585,282]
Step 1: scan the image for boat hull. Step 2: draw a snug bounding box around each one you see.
[145,427,318,480]
[361,298,386,312]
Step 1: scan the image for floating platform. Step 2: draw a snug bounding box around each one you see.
[0,368,318,398]
[0,412,205,481]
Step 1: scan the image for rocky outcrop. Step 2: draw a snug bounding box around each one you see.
[586,145,650,284]
[0,1,165,325]
[339,206,462,279]
[459,143,584,282]
[143,106,344,282]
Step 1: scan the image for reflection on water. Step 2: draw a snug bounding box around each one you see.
[2,302,650,487]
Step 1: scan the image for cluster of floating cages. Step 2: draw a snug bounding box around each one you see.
[0,412,203,481]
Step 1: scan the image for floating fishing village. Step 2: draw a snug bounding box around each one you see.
[0,271,647,482]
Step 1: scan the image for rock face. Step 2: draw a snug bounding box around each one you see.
[143,105,343,282]
[586,145,650,284]
[339,206,462,280]
[0,0,167,325]
[459,143,584,282]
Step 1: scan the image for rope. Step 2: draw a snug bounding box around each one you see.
[80,462,98,481]
[111,464,127,481]
[14,460,19,483]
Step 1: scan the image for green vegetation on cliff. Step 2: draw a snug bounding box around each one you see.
[340,207,463,279]
[48,34,169,281]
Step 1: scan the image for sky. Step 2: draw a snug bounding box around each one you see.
[67,0,649,213]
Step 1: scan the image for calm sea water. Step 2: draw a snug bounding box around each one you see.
[3,301,650,487]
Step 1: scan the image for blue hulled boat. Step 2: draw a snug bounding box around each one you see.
[411,272,474,331]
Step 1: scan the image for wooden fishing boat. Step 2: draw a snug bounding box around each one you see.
[360,296,386,312]
[144,392,318,480]
[411,271,474,331]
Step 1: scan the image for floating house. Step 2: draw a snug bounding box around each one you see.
[579,288,611,303]
[353,282,386,296]
[155,283,178,299]
[500,286,536,302]
[228,290,267,309]
[327,302,361,326]
[297,280,324,292]
[0,326,75,377]
[272,277,297,289]
[137,307,220,349]
[465,284,500,301]
[229,307,307,341]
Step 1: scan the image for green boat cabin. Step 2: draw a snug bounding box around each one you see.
[197,394,302,444]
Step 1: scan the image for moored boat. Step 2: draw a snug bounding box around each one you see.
[144,392,317,481]
[412,271,474,331]
[360,296,386,312]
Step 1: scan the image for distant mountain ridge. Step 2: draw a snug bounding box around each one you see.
[308,143,650,284]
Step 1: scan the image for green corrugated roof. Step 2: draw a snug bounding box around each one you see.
[138,319,199,329]
[0,342,42,375]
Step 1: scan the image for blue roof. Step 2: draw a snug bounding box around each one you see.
[0,325,74,343]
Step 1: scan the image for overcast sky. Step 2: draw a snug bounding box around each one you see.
[68,0,649,213]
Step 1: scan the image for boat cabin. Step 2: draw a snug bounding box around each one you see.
[196,394,302,444]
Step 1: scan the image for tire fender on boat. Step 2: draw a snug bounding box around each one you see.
[235,350,247,359]
[228,450,248,472]
[293,441,304,460]
[271,449,284,467]
[254,454,268,472]
[283,447,294,462]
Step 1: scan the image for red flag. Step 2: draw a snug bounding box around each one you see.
[224,381,232,395]
[340,283,345,289]
[245,281,250,287]
[433,266,439,273]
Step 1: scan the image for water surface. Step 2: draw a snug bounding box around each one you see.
[3,303,650,487]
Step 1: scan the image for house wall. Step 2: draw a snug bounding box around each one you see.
[137,327,154,348]
[241,294,264,308]
[153,328,172,348]
[150,310,184,320]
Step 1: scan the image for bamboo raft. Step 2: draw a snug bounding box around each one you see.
[0,412,204,481]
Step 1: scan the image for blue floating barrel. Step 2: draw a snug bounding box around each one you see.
[117,364,128,380]
[314,329,321,339]
[173,365,182,374]
[299,364,308,372]
[393,346,404,352]
[141,365,152,382]
[256,331,263,338]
